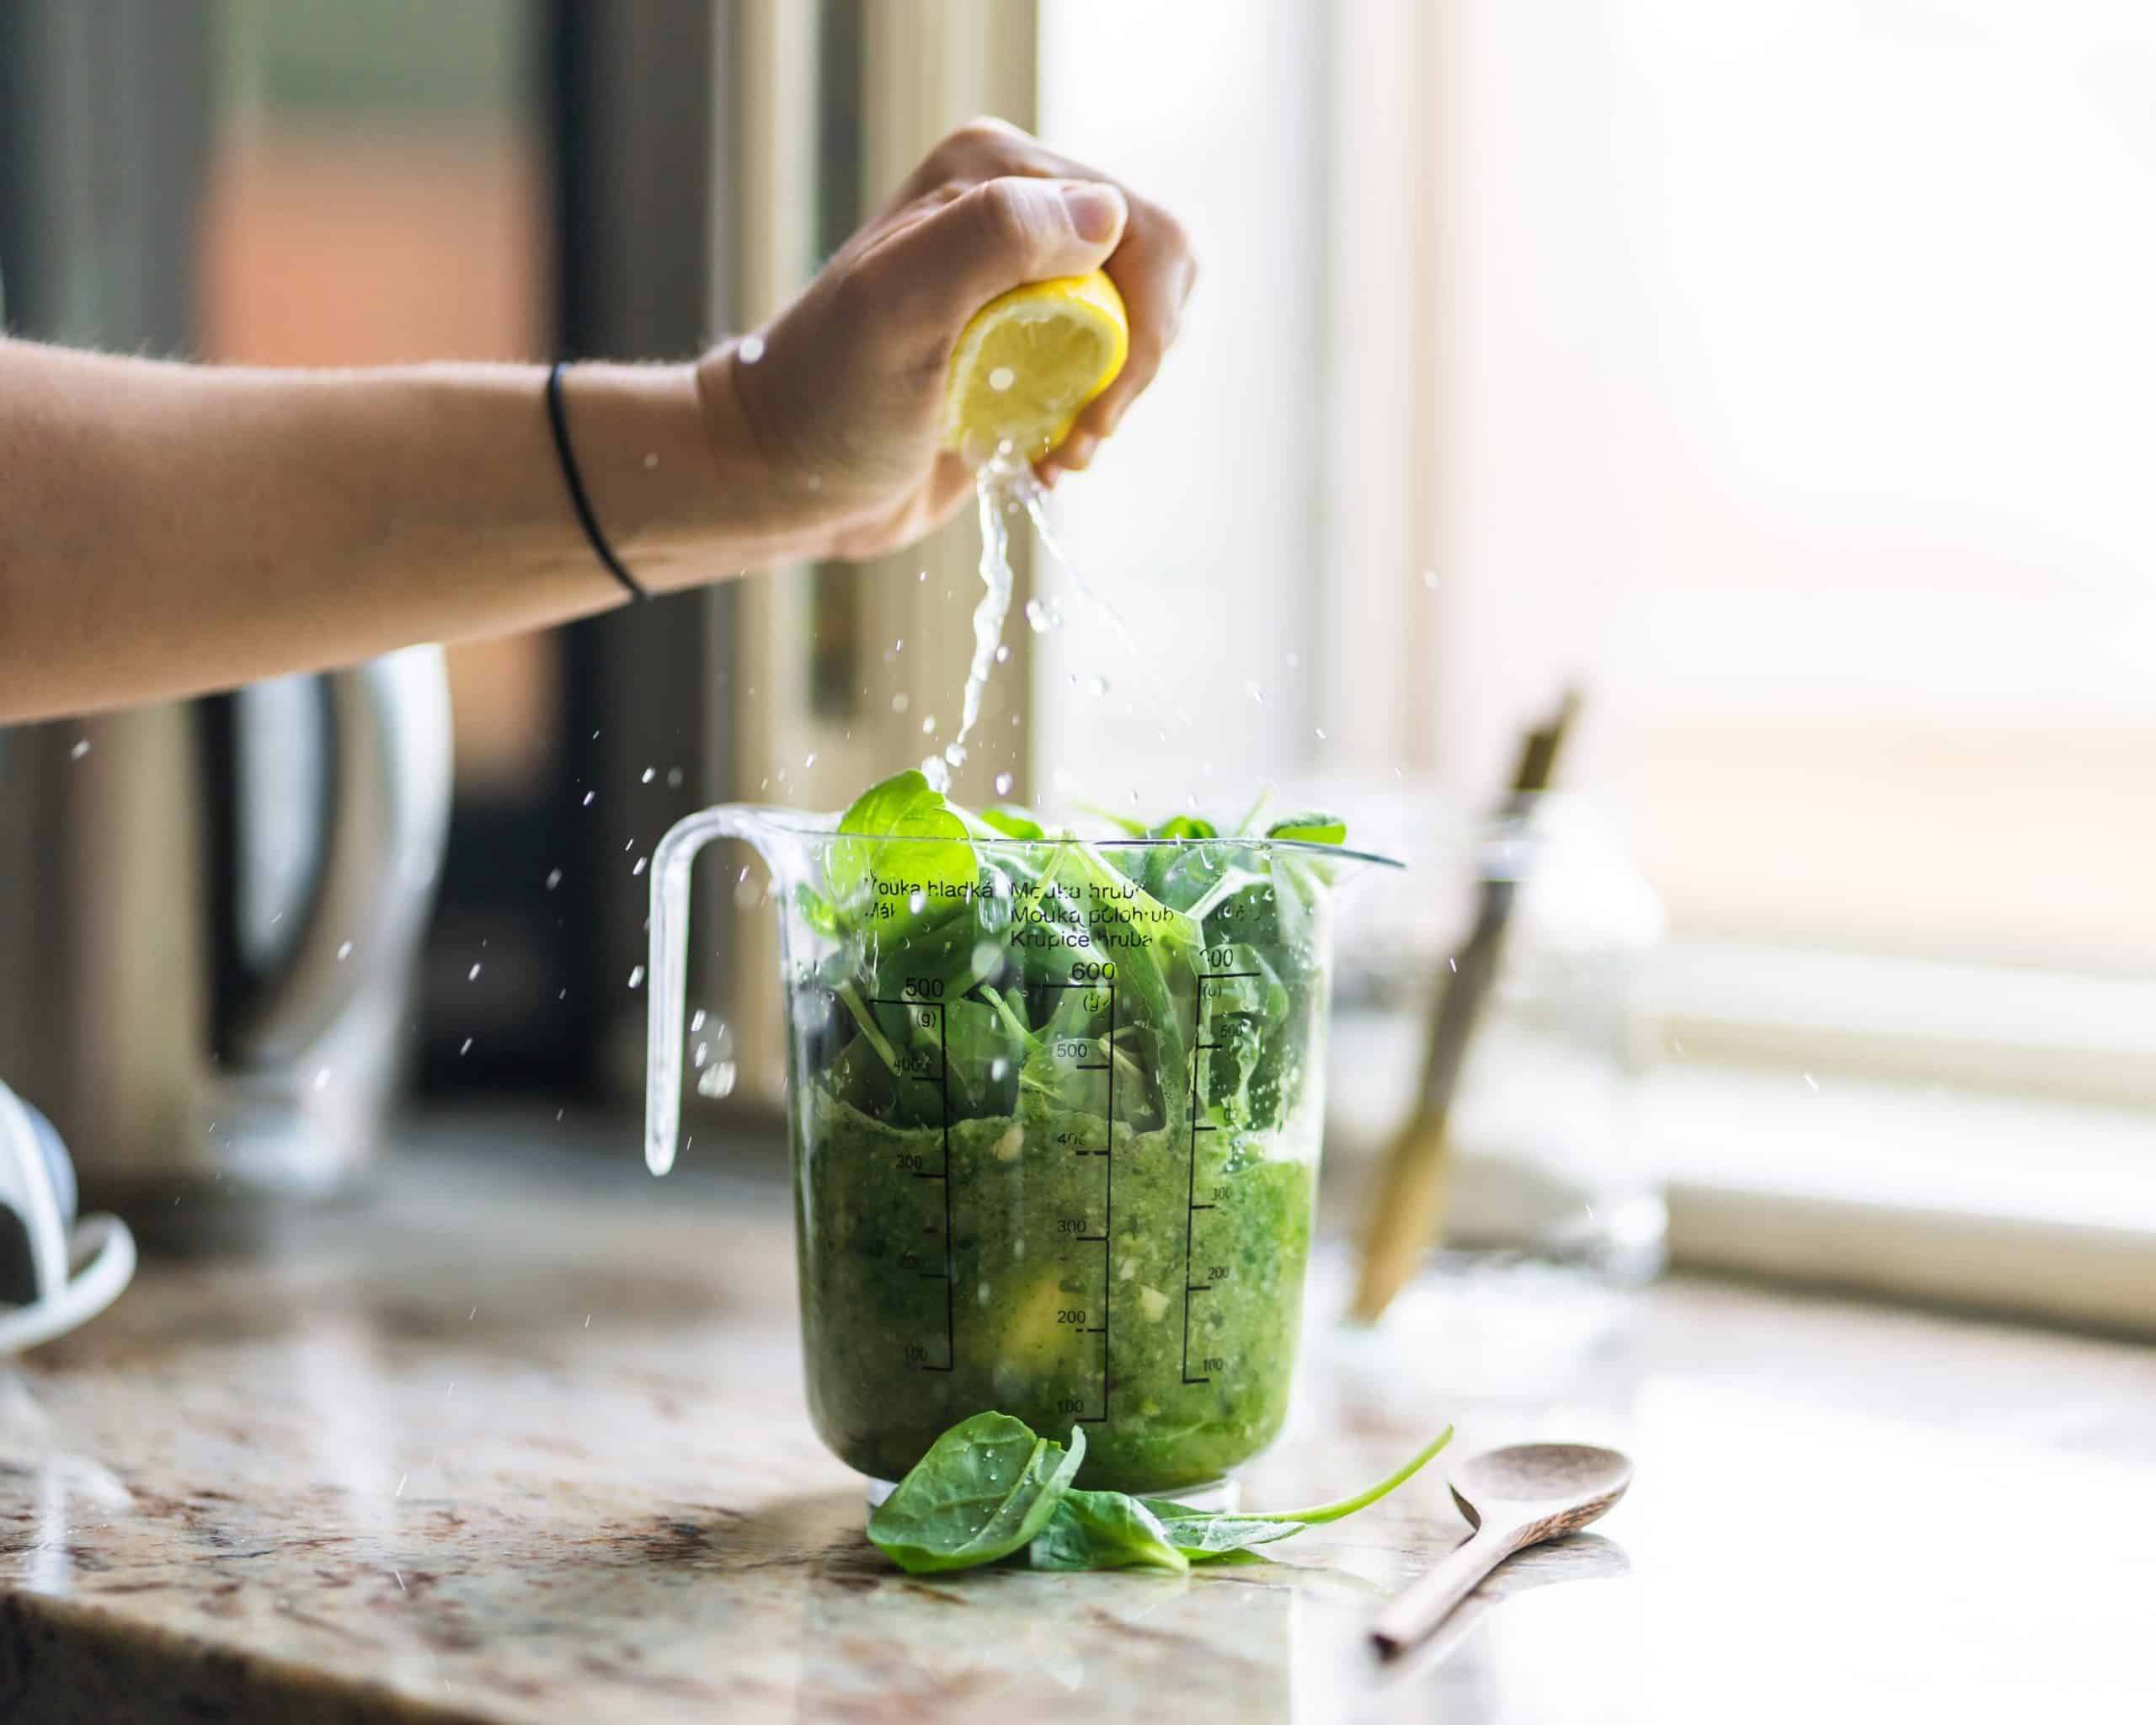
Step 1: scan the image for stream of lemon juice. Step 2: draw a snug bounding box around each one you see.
[919,454,1134,796]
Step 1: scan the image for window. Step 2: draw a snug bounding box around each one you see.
[1029,0,2156,1325]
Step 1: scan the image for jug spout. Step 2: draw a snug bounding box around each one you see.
[644,805,784,1176]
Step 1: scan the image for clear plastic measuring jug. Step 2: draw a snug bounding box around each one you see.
[645,798,1400,1495]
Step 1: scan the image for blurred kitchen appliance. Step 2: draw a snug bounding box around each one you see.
[0,649,452,1237]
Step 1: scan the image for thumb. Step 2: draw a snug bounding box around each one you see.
[874,176,1128,334]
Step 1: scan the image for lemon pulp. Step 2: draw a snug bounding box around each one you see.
[939,271,1129,462]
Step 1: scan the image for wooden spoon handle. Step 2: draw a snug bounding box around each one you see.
[1370,1525,1513,1657]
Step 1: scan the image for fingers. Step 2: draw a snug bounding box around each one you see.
[1085,200,1196,439]
[862,174,1129,341]
[921,122,1198,444]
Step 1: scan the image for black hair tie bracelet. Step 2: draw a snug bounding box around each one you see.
[546,360,648,602]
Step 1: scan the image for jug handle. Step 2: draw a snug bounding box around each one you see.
[226,648,455,1066]
[645,805,766,1176]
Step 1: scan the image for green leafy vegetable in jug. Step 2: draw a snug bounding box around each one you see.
[792,770,1355,1494]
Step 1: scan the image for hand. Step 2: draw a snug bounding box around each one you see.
[695,118,1196,563]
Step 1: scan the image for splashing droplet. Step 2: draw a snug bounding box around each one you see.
[337,941,354,960]
[69,739,91,761]
[545,868,563,890]
[581,791,595,807]
[1246,681,1264,704]
[1088,675,1109,697]
[468,963,483,982]
[738,333,766,363]
[696,1060,737,1099]
[921,715,938,736]
[640,766,655,784]
[632,857,648,877]
[627,966,646,990]
[891,692,910,714]
[994,772,1014,796]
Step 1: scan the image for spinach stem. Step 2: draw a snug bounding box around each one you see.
[835,981,901,1073]
[1246,1425,1454,1525]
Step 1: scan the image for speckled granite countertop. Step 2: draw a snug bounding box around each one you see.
[2,1114,2153,1722]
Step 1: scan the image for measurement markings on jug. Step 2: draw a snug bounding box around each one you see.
[1184,962,1262,1386]
[870,983,956,1373]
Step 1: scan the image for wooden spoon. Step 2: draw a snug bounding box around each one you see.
[1370,1442,1633,1658]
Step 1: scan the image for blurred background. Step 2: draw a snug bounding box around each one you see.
[0,0,2150,1332]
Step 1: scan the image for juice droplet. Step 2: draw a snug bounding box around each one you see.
[988,365,1016,392]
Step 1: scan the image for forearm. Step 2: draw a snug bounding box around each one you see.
[0,339,814,721]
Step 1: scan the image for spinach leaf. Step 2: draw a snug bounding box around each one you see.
[978,804,1048,841]
[1139,1509,1307,1560]
[866,1413,1085,1574]
[829,770,979,931]
[1265,812,1348,846]
[1029,1489,1190,1573]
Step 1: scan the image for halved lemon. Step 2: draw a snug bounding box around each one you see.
[939,270,1129,462]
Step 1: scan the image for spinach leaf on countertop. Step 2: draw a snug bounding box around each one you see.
[867,1413,1086,1574]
